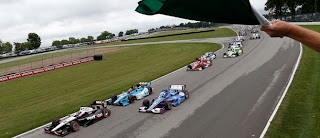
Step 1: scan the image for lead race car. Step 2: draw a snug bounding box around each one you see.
[139,85,189,114]
[44,101,111,136]
[107,82,153,106]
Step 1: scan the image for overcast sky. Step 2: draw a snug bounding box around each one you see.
[0,0,267,47]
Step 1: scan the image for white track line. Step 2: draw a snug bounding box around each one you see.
[259,42,303,138]
[13,43,225,138]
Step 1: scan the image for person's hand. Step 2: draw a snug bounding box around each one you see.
[261,20,294,38]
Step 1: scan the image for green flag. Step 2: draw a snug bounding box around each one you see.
[136,0,271,26]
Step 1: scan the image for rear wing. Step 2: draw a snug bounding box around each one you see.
[169,85,186,92]
[137,82,151,87]
[91,100,108,107]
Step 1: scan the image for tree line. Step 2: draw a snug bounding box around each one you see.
[265,0,320,19]
[0,33,41,54]
[52,29,139,47]
[148,21,216,33]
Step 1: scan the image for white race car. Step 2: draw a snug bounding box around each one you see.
[250,33,260,40]
[44,101,111,136]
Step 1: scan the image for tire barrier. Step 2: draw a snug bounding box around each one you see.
[93,55,103,61]
[0,57,94,83]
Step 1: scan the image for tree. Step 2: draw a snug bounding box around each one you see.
[97,31,114,41]
[21,42,32,50]
[125,29,139,35]
[52,40,61,46]
[74,39,80,44]
[0,40,3,53]
[87,36,94,42]
[69,37,76,44]
[80,38,87,43]
[61,39,69,45]
[2,42,13,52]
[14,42,23,53]
[118,31,124,37]
[27,33,41,49]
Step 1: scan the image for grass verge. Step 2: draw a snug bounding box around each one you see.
[147,28,215,37]
[0,43,220,138]
[94,28,236,47]
[266,25,320,137]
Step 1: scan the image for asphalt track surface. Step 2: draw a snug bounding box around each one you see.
[20,26,300,138]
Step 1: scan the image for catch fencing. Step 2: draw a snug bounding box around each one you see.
[0,48,96,77]
[278,12,320,22]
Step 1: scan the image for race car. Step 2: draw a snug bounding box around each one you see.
[236,36,245,41]
[202,52,216,61]
[251,29,259,33]
[44,101,110,136]
[139,85,189,114]
[223,47,243,58]
[250,33,261,40]
[107,82,153,106]
[187,58,211,71]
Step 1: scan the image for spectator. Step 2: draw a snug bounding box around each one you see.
[261,20,320,53]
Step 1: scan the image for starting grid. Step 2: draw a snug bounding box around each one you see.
[0,57,94,83]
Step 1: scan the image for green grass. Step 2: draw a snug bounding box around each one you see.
[0,28,234,70]
[266,25,320,137]
[0,43,221,138]
[147,28,215,37]
[94,28,236,47]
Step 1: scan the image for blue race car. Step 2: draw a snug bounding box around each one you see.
[107,82,153,106]
[139,85,189,114]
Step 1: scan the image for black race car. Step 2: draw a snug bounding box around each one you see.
[44,101,111,136]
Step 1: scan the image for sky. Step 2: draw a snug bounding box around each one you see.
[0,0,268,47]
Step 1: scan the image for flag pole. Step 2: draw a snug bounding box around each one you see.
[250,4,272,27]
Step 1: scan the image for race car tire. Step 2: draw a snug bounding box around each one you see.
[111,95,117,102]
[52,118,60,127]
[128,95,135,103]
[184,90,190,99]
[70,121,79,132]
[142,99,150,108]
[187,65,192,70]
[200,65,205,70]
[164,101,172,110]
[148,87,153,95]
[103,108,110,118]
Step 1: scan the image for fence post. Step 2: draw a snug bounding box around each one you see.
[52,53,54,65]
[5,62,7,75]
[42,54,44,68]
[18,60,20,72]
[62,51,64,63]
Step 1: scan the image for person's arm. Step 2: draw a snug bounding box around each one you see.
[261,20,320,53]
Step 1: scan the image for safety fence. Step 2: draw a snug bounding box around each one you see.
[278,12,320,22]
[0,48,96,77]
[0,57,94,83]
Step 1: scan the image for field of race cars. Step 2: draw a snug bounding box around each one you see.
[12,25,302,138]
[37,26,261,137]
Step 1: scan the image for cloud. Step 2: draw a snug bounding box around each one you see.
[0,0,267,47]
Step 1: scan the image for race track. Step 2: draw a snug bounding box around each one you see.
[19,26,301,138]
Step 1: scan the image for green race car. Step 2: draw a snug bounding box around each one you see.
[223,47,243,58]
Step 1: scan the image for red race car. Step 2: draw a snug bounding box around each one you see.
[187,58,211,71]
